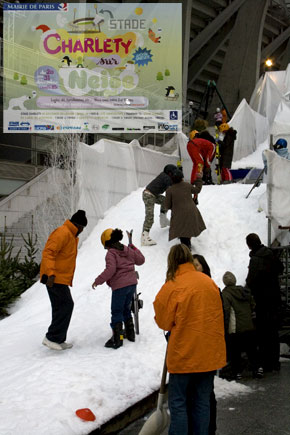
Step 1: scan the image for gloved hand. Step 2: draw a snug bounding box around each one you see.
[47,275,55,288]
[92,281,98,290]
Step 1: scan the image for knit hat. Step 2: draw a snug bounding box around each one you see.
[70,210,88,227]
[164,164,177,175]
[223,271,236,286]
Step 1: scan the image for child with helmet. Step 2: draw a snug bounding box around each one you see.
[263,138,290,173]
[92,228,145,349]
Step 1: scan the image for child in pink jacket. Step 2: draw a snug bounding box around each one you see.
[92,228,145,349]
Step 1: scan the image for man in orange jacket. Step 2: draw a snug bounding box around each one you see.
[40,210,88,351]
[154,244,226,434]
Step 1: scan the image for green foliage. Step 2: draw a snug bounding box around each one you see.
[156,72,164,81]
[20,75,27,85]
[0,232,39,318]
[164,69,170,77]
[18,234,40,290]
[13,72,19,80]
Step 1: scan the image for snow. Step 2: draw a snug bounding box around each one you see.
[0,181,274,435]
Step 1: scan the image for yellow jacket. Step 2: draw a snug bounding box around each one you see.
[40,220,79,286]
[154,263,226,373]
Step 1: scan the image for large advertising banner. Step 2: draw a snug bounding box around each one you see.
[3,3,182,134]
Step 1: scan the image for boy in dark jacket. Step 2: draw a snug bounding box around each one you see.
[141,164,177,246]
[222,271,260,379]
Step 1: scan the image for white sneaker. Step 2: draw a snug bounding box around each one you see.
[60,342,73,350]
[141,231,157,246]
[42,336,63,351]
[159,213,170,228]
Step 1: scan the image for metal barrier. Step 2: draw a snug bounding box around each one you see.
[273,245,290,341]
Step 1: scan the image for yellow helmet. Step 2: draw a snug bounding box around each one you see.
[101,228,113,247]
[219,123,230,132]
[189,130,198,140]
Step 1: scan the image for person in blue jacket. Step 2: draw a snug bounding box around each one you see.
[263,138,290,173]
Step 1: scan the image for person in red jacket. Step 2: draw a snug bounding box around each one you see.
[40,210,88,351]
[154,244,226,435]
[187,133,215,184]
[92,228,145,349]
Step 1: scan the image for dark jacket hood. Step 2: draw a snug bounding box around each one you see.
[226,128,237,140]
[249,244,272,259]
[223,285,251,302]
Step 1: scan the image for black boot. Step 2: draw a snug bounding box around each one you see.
[104,322,124,349]
[124,318,135,342]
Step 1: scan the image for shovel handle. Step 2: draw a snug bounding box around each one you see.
[159,347,168,395]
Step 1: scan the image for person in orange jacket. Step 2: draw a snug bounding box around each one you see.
[40,210,88,351]
[154,244,226,435]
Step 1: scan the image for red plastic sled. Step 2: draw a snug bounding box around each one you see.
[75,408,96,422]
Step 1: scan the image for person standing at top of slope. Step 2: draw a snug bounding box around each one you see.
[40,210,88,351]
[141,164,177,246]
[218,123,237,183]
[92,228,145,349]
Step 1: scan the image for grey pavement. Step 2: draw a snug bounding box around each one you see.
[118,358,290,435]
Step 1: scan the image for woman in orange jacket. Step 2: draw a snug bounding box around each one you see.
[154,244,226,435]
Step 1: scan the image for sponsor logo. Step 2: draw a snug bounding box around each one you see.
[91,125,99,130]
[102,124,110,130]
[158,123,178,132]
[170,111,178,120]
[143,126,155,130]
[127,128,142,131]
[61,125,81,130]
[112,127,125,131]
[20,122,30,126]
[8,126,30,131]
[9,121,20,126]
[34,125,54,131]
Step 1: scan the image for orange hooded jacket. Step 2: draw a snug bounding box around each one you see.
[154,263,226,373]
[40,220,79,286]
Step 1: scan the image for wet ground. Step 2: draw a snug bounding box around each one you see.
[118,358,290,435]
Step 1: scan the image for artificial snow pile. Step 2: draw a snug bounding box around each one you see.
[0,181,274,435]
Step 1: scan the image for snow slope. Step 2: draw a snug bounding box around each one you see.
[0,182,270,435]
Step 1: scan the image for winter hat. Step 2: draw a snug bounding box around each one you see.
[223,271,236,286]
[70,210,87,227]
[164,164,177,175]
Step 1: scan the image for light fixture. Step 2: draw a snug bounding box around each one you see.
[265,59,273,67]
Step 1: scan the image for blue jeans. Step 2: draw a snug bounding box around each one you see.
[110,284,136,327]
[168,371,215,435]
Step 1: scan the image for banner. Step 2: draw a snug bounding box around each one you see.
[3,3,182,133]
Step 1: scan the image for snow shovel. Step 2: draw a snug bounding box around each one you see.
[139,347,168,435]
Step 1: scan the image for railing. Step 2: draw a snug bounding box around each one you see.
[273,245,290,335]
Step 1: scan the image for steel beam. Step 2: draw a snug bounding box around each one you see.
[261,26,290,61]
[192,0,217,18]
[187,18,235,88]
[189,0,247,61]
